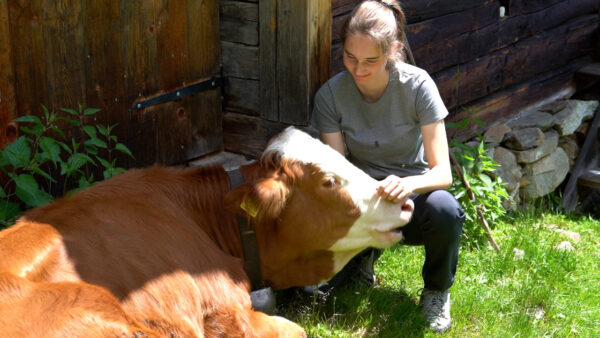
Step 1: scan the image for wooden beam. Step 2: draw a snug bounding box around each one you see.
[259,0,278,121]
[433,14,599,110]
[257,0,331,125]
[223,111,318,158]
[447,58,586,141]
[410,0,598,74]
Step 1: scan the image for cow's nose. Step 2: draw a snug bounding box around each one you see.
[403,199,414,213]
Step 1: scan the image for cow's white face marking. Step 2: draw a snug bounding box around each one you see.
[264,127,414,275]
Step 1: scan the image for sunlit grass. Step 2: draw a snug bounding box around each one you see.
[279,212,600,337]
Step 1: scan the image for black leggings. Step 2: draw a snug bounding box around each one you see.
[330,190,465,291]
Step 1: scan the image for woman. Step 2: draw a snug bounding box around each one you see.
[310,0,464,332]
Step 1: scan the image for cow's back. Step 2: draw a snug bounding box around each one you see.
[1,165,248,299]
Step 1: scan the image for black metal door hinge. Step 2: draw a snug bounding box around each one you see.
[134,76,224,110]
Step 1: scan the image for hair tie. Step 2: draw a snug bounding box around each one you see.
[373,0,394,11]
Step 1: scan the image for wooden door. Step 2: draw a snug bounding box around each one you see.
[0,0,222,167]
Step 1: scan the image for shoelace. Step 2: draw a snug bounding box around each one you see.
[422,290,446,321]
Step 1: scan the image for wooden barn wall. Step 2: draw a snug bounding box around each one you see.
[331,0,600,139]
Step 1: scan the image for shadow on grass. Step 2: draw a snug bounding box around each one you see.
[277,284,427,337]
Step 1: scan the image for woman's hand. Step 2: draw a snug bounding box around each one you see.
[377,175,413,204]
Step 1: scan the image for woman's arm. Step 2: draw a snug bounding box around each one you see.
[320,131,346,156]
[378,120,453,202]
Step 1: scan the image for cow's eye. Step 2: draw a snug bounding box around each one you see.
[322,177,337,188]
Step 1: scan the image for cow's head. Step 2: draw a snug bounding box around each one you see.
[227,127,414,289]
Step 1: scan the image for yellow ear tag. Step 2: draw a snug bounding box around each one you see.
[240,199,258,218]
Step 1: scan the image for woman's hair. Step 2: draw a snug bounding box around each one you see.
[340,0,407,65]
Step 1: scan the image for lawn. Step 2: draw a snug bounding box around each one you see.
[278,212,600,337]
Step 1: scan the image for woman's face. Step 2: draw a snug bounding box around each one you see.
[343,33,388,86]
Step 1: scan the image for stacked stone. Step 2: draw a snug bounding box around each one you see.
[480,99,599,209]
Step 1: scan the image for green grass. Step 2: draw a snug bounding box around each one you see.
[278,212,600,337]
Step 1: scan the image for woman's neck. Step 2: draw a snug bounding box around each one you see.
[356,68,390,103]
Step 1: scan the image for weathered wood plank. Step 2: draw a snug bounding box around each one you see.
[0,0,16,146]
[43,0,87,115]
[82,1,128,169]
[259,0,278,120]
[184,0,222,163]
[277,0,309,124]
[401,0,483,23]
[222,41,259,79]
[187,0,220,79]
[277,0,331,125]
[508,0,565,16]
[223,111,318,158]
[220,17,258,45]
[412,0,598,74]
[434,14,599,110]
[120,1,159,166]
[311,0,332,103]
[405,0,498,51]
[220,1,258,21]
[447,58,586,141]
[9,1,48,118]
[153,0,196,165]
[224,77,260,115]
[332,0,359,16]
[332,1,499,45]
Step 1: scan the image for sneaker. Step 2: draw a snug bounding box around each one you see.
[420,288,451,332]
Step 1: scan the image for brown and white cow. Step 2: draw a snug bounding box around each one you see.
[0,127,413,337]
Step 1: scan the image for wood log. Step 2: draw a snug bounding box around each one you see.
[332,0,359,16]
[434,14,599,110]
[332,0,497,45]
[223,111,318,158]
[220,1,258,21]
[220,17,258,45]
[411,0,598,74]
[224,78,260,115]
[447,58,588,142]
[508,0,564,16]
[405,0,498,51]
[221,41,259,79]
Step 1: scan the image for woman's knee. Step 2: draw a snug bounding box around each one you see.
[423,190,464,237]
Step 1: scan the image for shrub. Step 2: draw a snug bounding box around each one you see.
[448,136,511,248]
[0,105,133,227]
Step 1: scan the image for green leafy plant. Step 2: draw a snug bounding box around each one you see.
[0,105,133,227]
[448,136,510,248]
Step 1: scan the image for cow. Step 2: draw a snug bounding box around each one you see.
[0,127,414,337]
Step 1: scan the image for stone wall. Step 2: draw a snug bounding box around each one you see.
[471,99,599,209]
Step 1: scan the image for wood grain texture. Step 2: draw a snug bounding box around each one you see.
[434,14,599,110]
[259,0,278,120]
[0,0,16,147]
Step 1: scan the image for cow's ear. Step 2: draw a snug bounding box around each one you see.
[224,178,290,221]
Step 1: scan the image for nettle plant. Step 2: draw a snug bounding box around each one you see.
[448,119,510,248]
[0,105,133,227]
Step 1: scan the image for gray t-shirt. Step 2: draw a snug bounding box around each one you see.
[311,62,448,180]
